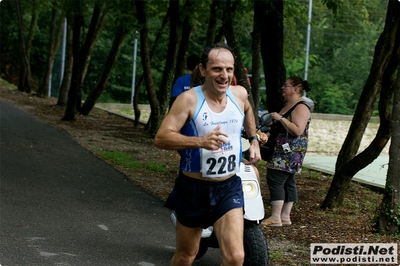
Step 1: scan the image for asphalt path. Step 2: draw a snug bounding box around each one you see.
[0,99,221,265]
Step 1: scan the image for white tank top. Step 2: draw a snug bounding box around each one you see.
[179,86,244,178]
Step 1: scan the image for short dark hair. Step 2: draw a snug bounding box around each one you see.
[200,43,236,69]
[186,54,200,71]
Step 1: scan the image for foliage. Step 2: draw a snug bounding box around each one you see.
[0,0,388,114]
[284,0,386,114]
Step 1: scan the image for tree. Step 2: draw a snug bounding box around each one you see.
[205,0,220,47]
[37,2,65,98]
[79,0,137,116]
[377,65,400,235]
[62,1,108,120]
[250,6,262,113]
[254,0,286,113]
[156,0,180,119]
[80,26,131,116]
[321,0,400,209]
[15,0,33,93]
[79,2,108,84]
[376,2,400,235]
[135,0,160,136]
[62,0,84,121]
[173,0,196,82]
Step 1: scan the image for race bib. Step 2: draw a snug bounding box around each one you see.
[201,134,240,177]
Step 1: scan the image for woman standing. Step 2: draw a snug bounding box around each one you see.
[263,76,311,227]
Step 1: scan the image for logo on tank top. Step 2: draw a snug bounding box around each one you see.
[202,112,208,121]
[211,140,233,154]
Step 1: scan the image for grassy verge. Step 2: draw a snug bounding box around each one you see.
[97,150,167,173]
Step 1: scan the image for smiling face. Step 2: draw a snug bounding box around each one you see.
[199,48,235,96]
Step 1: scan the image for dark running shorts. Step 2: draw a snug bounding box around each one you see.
[164,171,244,229]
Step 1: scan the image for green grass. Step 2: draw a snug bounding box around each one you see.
[145,162,167,173]
[268,250,297,266]
[98,150,143,169]
[97,150,167,173]
[0,78,17,89]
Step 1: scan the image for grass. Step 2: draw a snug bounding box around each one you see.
[0,78,17,89]
[97,150,167,173]
[98,150,143,169]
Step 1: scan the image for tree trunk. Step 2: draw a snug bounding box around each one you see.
[321,1,400,209]
[173,0,195,81]
[157,0,180,118]
[80,3,108,84]
[80,28,130,116]
[250,6,262,113]
[57,16,74,107]
[205,0,219,47]
[37,7,65,98]
[132,6,170,127]
[254,0,285,113]
[63,4,83,121]
[26,0,38,62]
[15,0,33,93]
[377,64,400,235]
[135,0,160,136]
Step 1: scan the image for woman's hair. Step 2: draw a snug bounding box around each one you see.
[191,65,204,87]
[288,76,311,93]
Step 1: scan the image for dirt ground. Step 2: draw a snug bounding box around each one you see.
[1,83,398,266]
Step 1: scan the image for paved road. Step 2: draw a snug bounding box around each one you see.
[0,99,221,265]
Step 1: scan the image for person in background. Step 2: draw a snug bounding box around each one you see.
[169,54,200,108]
[262,76,311,227]
[155,43,260,265]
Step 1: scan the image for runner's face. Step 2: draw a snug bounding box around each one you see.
[200,49,235,94]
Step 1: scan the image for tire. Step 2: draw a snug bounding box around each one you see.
[243,221,269,266]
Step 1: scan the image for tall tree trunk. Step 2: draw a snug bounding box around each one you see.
[173,0,195,81]
[57,16,74,106]
[80,3,108,84]
[26,0,38,62]
[63,3,83,121]
[157,0,180,118]
[80,28,130,116]
[15,0,33,93]
[377,63,400,235]
[254,0,285,113]
[205,0,219,47]
[321,0,400,209]
[135,0,160,135]
[37,8,65,98]
[133,7,170,127]
[251,5,262,113]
